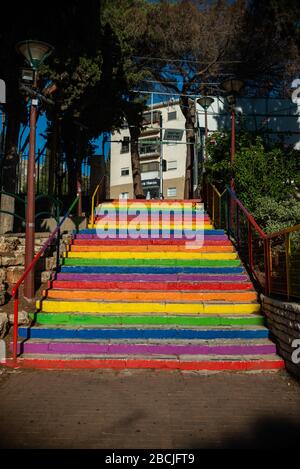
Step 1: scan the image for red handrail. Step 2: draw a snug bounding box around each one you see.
[226,188,267,239]
[11,196,79,364]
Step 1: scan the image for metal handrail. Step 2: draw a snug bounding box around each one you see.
[226,187,267,239]
[204,179,300,301]
[11,195,79,364]
[90,175,105,227]
[266,223,300,239]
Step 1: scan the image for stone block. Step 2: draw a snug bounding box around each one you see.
[0,313,9,338]
[6,266,24,284]
[8,310,30,326]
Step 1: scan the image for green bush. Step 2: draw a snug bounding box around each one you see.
[204,130,300,232]
[251,197,300,234]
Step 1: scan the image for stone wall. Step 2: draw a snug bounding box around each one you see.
[0,232,73,306]
[261,295,300,379]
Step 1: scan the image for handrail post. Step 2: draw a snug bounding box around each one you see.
[212,189,215,225]
[285,232,291,300]
[264,238,271,296]
[248,220,253,270]
[13,289,19,364]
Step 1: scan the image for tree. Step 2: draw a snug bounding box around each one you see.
[102,0,155,198]
[139,0,245,198]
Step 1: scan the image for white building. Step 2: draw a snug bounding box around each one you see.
[110,96,300,199]
[110,101,188,199]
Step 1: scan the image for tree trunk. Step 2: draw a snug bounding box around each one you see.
[0,106,20,234]
[128,123,144,199]
[180,96,197,199]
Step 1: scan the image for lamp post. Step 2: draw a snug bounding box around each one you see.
[16,40,54,300]
[197,96,214,162]
[221,78,244,190]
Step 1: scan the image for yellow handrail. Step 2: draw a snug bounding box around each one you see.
[90,176,105,227]
[266,223,300,239]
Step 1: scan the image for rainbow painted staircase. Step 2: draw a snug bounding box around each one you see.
[14,199,284,371]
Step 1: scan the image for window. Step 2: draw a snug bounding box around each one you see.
[167,187,177,197]
[168,111,177,121]
[143,111,161,125]
[168,160,177,171]
[141,161,159,173]
[139,138,160,156]
[121,167,130,176]
[120,138,130,154]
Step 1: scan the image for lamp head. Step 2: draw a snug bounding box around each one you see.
[16,40,54,70]
[197,96,215,110]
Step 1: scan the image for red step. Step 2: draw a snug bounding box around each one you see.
[72,238,231,246]
[49,280,254,291]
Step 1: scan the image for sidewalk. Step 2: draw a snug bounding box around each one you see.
[0,367,299,449]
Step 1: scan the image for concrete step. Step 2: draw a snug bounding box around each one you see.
[18,326,270,341]
[31,313,266,327]
[13,340,277,356]
[55,273,250,283]
[50,280,254,291]
[37,299,261,315]
[43,289,258,303]
[59,266,245,275]
[8,357,284,371]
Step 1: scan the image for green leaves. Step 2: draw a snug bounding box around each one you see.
[205,129,300,231]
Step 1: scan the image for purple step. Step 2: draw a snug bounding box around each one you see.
[56,273,249,283]
[75,234,228,240]
[15,342,276,356]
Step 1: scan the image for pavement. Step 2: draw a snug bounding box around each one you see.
[0,367,299,449]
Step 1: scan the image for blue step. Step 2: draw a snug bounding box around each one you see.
[18,327,270,341]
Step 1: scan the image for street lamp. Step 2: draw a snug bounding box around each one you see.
[16,40,54,300]
[221,78,244,190]
[197,96,214,162]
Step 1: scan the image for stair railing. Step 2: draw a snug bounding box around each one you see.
[90,175,105,227]
[11,195,79,365]
[203,180,300,301]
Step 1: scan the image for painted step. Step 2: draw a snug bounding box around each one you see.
[44,289,257,302]
[31,313,265,327]
[99,199,202,205]
[13,341,277,356]
[90,223,214,229]
[18,326,270,340]
[61,258,242,267]
[56,273,250,283]
[72,238,232,246]
[64,251,238,260]
[92,215,211,221]
[74,234,229,241]
[37,300,261,315]
[6,357,284,371]
[75,229,224,235]
[69,245,235,253]
[59,266,245,275]
[50,280,254,291]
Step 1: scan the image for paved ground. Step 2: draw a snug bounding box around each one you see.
[0,367,299,449]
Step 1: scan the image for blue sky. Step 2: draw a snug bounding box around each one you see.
[19,113,108,159]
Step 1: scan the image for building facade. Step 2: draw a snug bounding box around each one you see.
[110,101,188,199]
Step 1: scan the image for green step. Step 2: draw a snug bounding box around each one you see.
[30,313,265,327]
[61,258,241,267]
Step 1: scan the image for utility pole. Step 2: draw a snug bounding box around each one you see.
[159,112,163,199]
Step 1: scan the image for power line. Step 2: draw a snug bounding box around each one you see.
[133,56,244,65]
[142,79,220,86]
